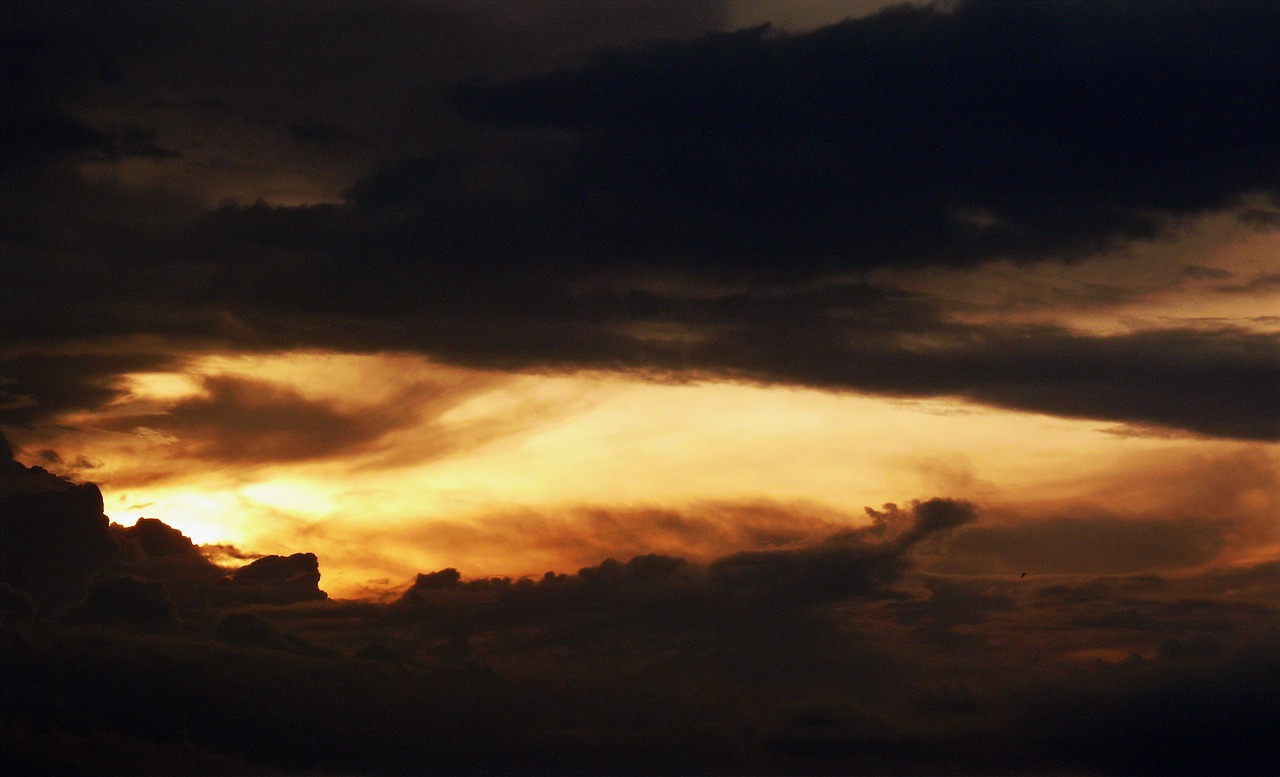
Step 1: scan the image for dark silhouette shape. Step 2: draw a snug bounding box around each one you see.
[67,574,179,632]
[220,552,327,604]
[214,611,321,654]
[0,442,115,611]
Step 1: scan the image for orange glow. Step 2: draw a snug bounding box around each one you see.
[19,349,1274,598]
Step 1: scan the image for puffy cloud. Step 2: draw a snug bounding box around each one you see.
[111,518,229,607]
[1,433,340,612]
[1,456,1277,774]
[221,553,327,606]
[0,441,114,610]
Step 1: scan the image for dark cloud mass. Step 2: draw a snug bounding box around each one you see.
[444,1,1280,275]
[926,514,1229,575]
[1,1,1277,439]
[2,454,1277,774]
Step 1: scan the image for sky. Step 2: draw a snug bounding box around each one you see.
[1,2,1278,773]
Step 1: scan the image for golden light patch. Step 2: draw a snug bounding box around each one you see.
[116,372,205,403]
[111,489,246,547]
[24,348,1273,598]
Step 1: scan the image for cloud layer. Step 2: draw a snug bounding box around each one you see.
[3,4,1278,770]
[2,449,1277,774]
[3,1,1278,442]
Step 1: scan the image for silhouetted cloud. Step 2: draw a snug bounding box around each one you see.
[2,451,1277,774]
[214,611,323,655]
[112,518,229,607]
[222,553,326,605]
[1,433,321,613]
[0,446,114,610]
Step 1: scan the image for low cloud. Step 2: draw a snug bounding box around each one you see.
[930,514,1227,575]
[3,447,1277,774]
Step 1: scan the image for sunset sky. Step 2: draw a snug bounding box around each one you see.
[3,2,1279,773]
[5,0,1278,596]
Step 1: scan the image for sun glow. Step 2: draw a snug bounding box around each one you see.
[108,488,246,547]
[19,349,1247,598]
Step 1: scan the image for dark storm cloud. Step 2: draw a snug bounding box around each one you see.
[86,196,1280,437]
[9,203,1276,438]
[0,26,176,173]
[1,442,227,612]
[3,0,1278,444]
[113,518,232,607]
[440,0,1280,277]
[1,0,723,187]
[0,109,176,171]
[784,324,1280,441]
[685,498,976,607]
[388,499,976,669]
[222,552,326,606]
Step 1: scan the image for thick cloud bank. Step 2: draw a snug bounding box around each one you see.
[3,449,1277,775]
[3,1,1278,441]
